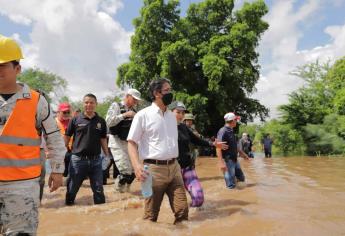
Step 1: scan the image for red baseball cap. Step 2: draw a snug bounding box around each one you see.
[58,103,71,112]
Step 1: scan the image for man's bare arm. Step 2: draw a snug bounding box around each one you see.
[128,140,146,181]
[100,138,110,156]
[216,147,227,173]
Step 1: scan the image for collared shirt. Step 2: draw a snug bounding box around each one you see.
[66,112,107,156]
[127,102,178,160]
[0,83,65,180]
[217,125,238,162]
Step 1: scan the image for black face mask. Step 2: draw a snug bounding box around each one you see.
[162,93,173,106]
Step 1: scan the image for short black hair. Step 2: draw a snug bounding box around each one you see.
[83,93,97,102]
[149,78,171,101]
[10,60,20,67]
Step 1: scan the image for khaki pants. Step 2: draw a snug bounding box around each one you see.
[144,161,188,223]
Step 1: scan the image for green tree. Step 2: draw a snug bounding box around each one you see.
[117,0,269,134]
[304,114,345,155]
[279,61,332,130]
[17,68,67,102]
[279,57,345,156]
[256,120,305,156]
[327,57,345,115]
[95,95,123,118]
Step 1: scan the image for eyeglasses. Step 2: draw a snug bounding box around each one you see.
[62,111,70,115]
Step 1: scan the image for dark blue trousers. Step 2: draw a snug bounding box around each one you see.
[66,155,105,205]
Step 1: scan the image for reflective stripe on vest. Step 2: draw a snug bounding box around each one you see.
[0,89,41,181]
[0,135,41,146]
[0,157,41,167]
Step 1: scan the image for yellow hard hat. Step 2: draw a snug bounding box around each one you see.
[0,35,23,63]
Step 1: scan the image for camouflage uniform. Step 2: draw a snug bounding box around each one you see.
[0,83,65,235]
[105,102,135,191]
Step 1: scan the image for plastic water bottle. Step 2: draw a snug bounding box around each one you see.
[141,165,152,198]
[101,155,111,171]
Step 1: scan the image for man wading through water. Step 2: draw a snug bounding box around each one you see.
[106,89,142,193]
[127,78,189,224]
[64,94,110,206]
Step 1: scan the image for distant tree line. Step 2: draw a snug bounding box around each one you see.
[240,57,345,157]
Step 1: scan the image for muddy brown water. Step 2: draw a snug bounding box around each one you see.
[38,157,345,236]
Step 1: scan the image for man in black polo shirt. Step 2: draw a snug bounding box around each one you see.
[64,93,109,205]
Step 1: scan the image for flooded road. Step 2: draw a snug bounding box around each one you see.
[38,157,345,235]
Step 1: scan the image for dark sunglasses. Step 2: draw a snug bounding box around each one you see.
[62,111,70,115]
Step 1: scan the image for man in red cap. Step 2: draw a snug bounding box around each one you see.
[56,102,73,177]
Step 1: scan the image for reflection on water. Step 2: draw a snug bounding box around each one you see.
[38,157,345,236]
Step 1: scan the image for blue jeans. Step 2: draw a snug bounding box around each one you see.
[223,159,245,189]
[66,155,105,205]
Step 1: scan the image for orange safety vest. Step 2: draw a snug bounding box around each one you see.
[0,90,41,181]
[55,117,73,149]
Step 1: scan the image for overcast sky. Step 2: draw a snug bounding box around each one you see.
[1,0,344,118]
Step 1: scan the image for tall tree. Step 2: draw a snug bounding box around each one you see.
[279,61,332,130]
[279,57,345,155]
[17,68,67,103]
[117,0,269,134]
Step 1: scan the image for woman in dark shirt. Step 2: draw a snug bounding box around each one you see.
[170,101,226,207]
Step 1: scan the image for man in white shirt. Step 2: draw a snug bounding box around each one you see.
[127,78,188,224]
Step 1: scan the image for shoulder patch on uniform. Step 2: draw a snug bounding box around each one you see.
[23,93,31,98]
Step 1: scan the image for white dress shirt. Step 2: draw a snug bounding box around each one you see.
[127,102,178,160]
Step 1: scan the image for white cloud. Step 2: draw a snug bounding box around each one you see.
[7,14,32,25]
[100,0,124,14]
[0,0,131,104]
[253,0,345,119]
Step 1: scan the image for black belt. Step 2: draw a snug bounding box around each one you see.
[144,158,176,165]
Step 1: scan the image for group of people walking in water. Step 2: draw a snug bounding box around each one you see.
[0,35,273,235]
